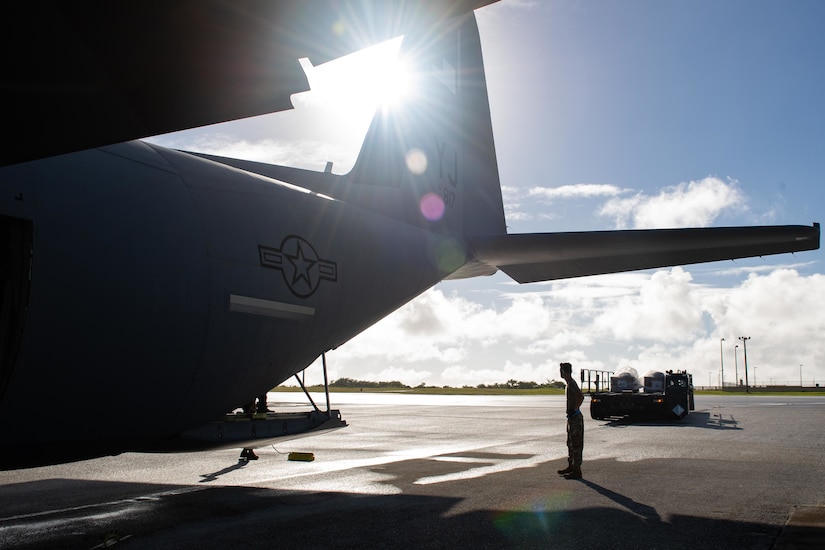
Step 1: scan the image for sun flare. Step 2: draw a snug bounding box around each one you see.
[372,57,413,107]
[300,36,412,114]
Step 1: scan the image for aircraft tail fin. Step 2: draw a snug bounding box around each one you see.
[181,12,506,278]
[345,13,506,244]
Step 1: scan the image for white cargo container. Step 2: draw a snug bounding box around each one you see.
[610,366,641,393]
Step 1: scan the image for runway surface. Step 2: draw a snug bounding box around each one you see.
[1,393,824,549]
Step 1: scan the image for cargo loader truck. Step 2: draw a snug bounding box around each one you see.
[585,367,695,420]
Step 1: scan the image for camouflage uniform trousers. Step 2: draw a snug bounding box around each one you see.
[566,410,584,467]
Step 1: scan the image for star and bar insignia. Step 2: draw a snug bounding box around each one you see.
[258,236,337,298]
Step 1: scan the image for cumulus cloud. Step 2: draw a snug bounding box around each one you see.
[614,269,825,386]
[516,330,593,355]
[592,267,704,342]
[500,185,523,201]
[527,183,626,201]
[441,360,560,386]
[501,185,536,222]
[502,178,751,232]
[713,269,825,345]
[361,366,434,387]
[503,183,627,226]
[318,264,825,389]
[330,290,556,374]
[712,261,817,278]
[597,176,746,229]
[504,205,532,222]
[329,290,477,369]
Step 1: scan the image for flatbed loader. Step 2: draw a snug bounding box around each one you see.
[587,369,695,420]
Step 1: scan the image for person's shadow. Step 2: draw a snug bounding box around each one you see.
[575,478,662,522]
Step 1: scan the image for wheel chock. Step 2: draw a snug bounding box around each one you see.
[288,452,315,462]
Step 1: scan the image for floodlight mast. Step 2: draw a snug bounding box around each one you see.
[739,336,751,393]
[720,337,726,389]
[734,345,739,387]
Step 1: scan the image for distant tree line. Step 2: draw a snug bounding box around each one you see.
[476,379,566,390]
[330,378,410,388]
[329,378,565,390]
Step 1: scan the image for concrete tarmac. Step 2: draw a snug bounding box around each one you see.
[0,393,823,549]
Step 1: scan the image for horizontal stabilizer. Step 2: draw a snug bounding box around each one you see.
[471,224,820,283]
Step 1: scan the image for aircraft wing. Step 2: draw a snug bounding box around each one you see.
[2,0,495,167]
[471,224,821,283]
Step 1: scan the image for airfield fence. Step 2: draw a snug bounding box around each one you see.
[698,383,821,392]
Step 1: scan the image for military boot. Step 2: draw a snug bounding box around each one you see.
[557,460,574,475]
[563,465,582,479]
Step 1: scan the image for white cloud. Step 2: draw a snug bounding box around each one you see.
[502,178,752,233]
[501,185,532,222]
[318,264,825,389]
[712,260,817,278]
[441,360,560,386]
[504,205,531,222]
[527,183,626,200]
[329,290,475,368]
[592,267,704,342]
[597,176,746,229]
[713,269,825,346]
[331,290,556,370]
[516,330,593,355]
[578,267,825,387]
[500,185,523,201]
[361,366,434,387]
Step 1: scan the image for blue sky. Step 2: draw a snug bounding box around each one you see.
[148,0,825,388]
[483,0,824,234]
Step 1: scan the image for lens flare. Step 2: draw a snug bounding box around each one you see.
[405,149,428,175]
[433,238,465,272]
[331,20,346,36]
[492,492,573,545]
[420,192,445,221]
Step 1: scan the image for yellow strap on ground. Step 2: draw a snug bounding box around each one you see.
[288,452,315,462]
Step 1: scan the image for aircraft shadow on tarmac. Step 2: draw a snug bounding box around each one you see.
[0,469,812,550]
[199,459,252,483]
[595,410,741,430]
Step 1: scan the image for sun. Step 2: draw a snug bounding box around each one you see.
[370,55,414,108]
[301,36,412,114]
[144,36,415,175]
[372,61,412,107]
[342,36,412,108]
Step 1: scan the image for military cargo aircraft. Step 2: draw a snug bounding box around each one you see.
[0,2,818,468]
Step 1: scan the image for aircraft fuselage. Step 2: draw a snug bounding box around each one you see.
[0,141,448,455]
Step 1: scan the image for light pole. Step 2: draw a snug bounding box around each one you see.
[720,338,726,389]
[739,336,751,393]
[800,364,803,388]
[734,345,739,386]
